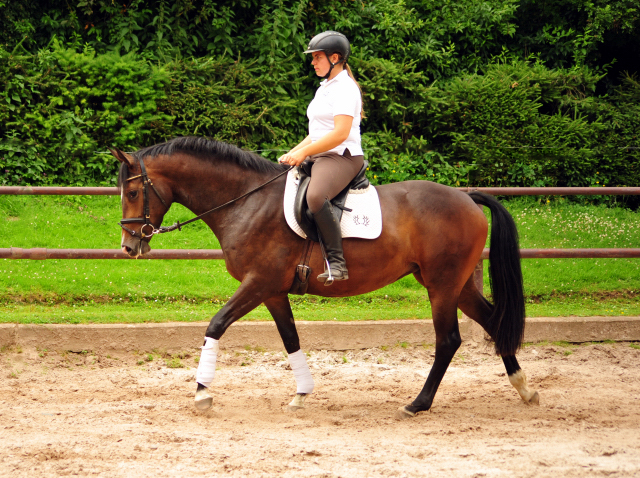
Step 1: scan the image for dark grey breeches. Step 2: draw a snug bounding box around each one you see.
[306,149,365,214]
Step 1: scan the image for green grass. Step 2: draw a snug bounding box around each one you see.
[0,298,434,324]
[506,199,640,296]
[1,195,639,323]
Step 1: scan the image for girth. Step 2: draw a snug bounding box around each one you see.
[293,159,370,242]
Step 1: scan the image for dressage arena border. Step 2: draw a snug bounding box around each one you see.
[1,316,639,353]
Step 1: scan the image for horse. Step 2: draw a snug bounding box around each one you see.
[111,136,539,419]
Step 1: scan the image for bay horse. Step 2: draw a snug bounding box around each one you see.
[112,136,539,419]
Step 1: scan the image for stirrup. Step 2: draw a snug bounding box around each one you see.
[317,267,348,286]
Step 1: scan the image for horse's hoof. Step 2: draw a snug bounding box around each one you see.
[287,393,307,412]
[395,406,416,420]
[527,391,540,406]
[194,387,213,411]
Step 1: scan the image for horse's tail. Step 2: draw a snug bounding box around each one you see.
[468,191,525,356]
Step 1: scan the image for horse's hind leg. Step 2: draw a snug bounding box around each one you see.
[458,276,539,405]
[264,295,314,411]
[502,355,539,405]
[397,291,461,419]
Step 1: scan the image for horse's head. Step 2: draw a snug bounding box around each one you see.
[111,148,171,257]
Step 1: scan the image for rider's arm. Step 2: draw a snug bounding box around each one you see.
[289,136,312,153]
[279,115,353,166]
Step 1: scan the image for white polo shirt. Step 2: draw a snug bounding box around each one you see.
[307,69,363,156]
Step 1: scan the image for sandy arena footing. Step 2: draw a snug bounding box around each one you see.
[1,340,640,477]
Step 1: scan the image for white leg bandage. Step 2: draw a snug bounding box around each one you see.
[288,350,314,394]
[196,337,219,388]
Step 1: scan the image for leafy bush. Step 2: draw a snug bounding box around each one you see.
[158,57,307,155]
[435,61,607,187]
[357,59,639,189]
[0,43,171,185]
[0,0,638,191]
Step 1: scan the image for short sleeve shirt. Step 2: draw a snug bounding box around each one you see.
[307,70,363,156]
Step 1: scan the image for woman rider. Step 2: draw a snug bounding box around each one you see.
[279,31,365,285]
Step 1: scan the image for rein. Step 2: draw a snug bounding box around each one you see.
[119,158,293,239]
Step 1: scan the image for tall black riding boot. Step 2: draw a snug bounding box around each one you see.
[313,199,348,285]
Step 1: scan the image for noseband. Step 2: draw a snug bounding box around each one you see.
[119,157,293,239]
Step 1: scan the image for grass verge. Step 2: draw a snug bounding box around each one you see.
[1,195,639,323]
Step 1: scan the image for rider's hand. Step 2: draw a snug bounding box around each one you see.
[279,150,307,166]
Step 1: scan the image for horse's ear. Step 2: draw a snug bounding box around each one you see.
[109,147,135,167]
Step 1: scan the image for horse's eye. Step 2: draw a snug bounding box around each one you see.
[128,190,138,199]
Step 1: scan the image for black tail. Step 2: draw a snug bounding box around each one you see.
[468,191,525,355]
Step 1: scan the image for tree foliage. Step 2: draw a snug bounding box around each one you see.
[0,0,638,189]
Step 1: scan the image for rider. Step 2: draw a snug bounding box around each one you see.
[279,31,365,285]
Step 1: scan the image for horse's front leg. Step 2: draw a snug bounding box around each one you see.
[194,278,271,410]
[264,295,314,411]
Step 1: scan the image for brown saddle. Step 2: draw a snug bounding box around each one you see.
[293,159,370,242]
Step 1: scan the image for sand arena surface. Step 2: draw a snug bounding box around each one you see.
[1,341,640,477]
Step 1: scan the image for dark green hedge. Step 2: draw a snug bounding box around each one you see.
[0,0,638,189]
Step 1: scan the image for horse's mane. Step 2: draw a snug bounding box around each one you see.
[118,136,286,189]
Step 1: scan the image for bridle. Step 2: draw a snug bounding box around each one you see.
[119,157,293,239]
[119,157,169,239]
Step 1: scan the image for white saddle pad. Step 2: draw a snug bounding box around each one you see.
[283,168,382,240]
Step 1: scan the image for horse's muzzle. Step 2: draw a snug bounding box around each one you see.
[121,239,151,257]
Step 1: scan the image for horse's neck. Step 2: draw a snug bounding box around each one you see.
[166,154,279,242]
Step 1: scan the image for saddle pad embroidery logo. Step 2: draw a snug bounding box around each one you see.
[283,169,383,240]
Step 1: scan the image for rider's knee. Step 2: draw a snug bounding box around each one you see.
[306,190,326,214]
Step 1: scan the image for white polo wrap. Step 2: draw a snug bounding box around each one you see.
[196,337,219,388]
[288,349,314,394]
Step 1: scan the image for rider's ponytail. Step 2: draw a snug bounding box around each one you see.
[345,63,366,119]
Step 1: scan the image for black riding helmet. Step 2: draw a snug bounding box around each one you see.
[304,31,351,79]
